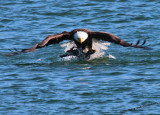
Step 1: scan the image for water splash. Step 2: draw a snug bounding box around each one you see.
[61,39,115,61]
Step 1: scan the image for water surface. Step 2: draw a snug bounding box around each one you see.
[0,0,160,114]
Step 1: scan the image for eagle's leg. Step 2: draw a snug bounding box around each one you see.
[60,47,79,58]
[85,49,95,58]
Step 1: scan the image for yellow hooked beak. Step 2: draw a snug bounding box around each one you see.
[79,38,83,44]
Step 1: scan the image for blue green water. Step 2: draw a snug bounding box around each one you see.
[0,0,160,114]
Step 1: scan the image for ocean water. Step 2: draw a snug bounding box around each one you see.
[0,0,160,114]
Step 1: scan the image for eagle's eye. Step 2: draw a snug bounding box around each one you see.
[73,31,88,43]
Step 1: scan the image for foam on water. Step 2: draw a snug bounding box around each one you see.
[61,39,115,61]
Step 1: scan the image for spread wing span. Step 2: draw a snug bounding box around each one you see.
[89,31,149,49]
[5,29,150,56]
[5,32,70,56]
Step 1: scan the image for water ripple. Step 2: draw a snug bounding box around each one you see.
[0,0,160,114]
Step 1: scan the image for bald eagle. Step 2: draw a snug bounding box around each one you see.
[7,29,148,59]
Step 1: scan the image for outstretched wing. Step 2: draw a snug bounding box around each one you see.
[89,31,148,49]
[6,32,71,56]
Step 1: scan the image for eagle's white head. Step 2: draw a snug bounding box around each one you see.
[73,31,88,44]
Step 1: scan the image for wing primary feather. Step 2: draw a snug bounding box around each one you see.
[13,48,19,52]
[8,49,13,52]
[89,31,150,49]
[5,31,70,56]
[141,40,146,46]
[135,40,140,45]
